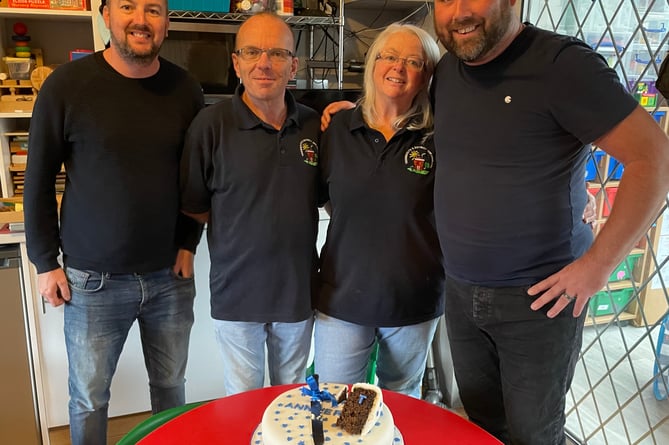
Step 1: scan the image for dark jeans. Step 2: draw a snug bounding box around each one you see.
[444,275,585,445]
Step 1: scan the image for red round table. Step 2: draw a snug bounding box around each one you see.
[138,384,501,444]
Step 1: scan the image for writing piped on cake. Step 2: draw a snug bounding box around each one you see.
[336,383,384,436]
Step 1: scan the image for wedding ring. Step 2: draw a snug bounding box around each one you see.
[562,293,576,302]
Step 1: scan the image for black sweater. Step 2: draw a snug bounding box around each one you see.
[24,52,204,274]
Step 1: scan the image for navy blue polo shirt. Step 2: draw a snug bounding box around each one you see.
[317,108,444,327]
[180,86,321,322]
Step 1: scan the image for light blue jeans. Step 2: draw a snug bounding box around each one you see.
[213,318,314,396]
[313,312,440,398]
[64,266,195,445]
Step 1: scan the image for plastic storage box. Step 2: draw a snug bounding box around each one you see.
[588,288,634,317]
[585,150,606,181]
[168,0,230,12]
[607,157,624,180]
[601,186,618,217]
[2,57,34,81]
[608,253,643,282]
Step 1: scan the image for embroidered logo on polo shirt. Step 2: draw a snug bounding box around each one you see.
[404,146,434,175]
[300,139,319,167]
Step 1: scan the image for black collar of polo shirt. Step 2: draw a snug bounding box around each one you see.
[233,84,300,131]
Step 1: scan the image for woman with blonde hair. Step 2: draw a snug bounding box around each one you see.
[313,23,442,398]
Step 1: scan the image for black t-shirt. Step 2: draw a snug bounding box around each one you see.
[181,86,321,322]
[317,108,444,327]
[431,25,638,286]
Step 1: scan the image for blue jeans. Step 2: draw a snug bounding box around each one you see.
[313,312,439,398]
[64,267,195,445]
[444,275,585,445]
[213,317,314,396]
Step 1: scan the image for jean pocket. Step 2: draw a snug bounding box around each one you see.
[65,267,104,293]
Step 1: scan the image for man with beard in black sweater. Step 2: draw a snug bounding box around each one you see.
[24,0,204,443]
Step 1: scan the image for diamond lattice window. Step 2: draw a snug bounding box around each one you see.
[525,1,669,443]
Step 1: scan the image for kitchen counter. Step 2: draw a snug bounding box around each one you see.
[0,231,26,244]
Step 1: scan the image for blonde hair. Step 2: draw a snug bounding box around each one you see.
[359,23,441,133]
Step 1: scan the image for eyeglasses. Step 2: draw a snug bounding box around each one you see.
[375,52,425,71]
[235,47,294,62]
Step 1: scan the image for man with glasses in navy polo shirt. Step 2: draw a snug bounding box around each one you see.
[180,12,321,395]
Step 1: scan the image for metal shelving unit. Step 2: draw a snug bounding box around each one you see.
[168,10,345,88]
[169,10,340,26]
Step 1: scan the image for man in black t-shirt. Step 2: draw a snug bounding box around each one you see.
[431,0,669,444]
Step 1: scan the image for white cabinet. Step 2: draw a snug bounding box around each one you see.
[35,236,227,429]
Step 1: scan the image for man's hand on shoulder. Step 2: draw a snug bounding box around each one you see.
[321,101,355,131]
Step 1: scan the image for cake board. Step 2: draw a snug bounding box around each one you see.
[250,423,404,444]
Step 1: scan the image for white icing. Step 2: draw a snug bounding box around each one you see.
[258,383,395,445]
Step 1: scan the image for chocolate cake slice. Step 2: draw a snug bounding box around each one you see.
[336,383,384,436]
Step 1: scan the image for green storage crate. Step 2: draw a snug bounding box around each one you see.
[588,288,634,317]
[608,253,643,282]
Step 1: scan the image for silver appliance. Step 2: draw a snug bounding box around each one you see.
[0,245,41,444]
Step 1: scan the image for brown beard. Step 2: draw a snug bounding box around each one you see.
[111,26,161,66]
[438,4,512,63]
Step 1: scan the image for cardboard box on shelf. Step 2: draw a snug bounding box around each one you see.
[0,0,87,10]
[168,0,229,13]
[0,199,23,224]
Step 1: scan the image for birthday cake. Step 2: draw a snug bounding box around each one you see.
[253,382,400,445]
